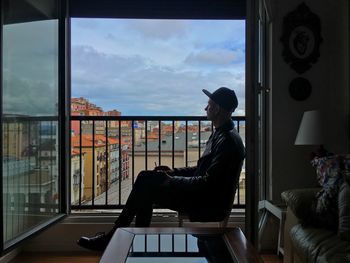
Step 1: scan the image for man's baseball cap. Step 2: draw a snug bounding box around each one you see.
[202,87,238,112]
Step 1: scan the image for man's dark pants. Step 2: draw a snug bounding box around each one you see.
[114,170,189,227]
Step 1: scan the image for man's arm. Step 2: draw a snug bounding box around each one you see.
[170,137,243,191]
[171,166,197,177]
[154,165,197,177]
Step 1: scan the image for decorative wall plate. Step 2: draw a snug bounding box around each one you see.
[281,3,322,74]
[289,77,312,101]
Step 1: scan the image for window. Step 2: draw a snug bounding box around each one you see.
[1,0,248,252]
[70,18,246,209]
[1,0,65,252]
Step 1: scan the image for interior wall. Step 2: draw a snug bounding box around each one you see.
[268,0,349,201]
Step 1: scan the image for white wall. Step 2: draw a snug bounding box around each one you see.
[268,0,349,201]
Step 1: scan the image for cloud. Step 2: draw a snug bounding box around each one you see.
[71,19,246,116]
[74,19,100,29]
[72,44,245,116]
[126,20,189,40]
[184,48,244,66]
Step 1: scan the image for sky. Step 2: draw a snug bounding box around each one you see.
[2,19,245,117]
[71,19,245,116]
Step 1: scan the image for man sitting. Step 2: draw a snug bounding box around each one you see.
[77,87,245,251]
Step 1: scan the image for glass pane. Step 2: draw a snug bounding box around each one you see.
[2,0,59,245]
[127,233,233,263]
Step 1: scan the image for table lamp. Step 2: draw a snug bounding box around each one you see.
[295,110,328,158]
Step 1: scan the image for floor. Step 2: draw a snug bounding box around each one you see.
[10,252,100,263]
[261,254,284,263]
[9,252,283,263]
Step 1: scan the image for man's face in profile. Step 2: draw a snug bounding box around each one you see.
[205,99,217,121]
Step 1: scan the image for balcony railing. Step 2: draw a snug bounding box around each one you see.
[1,115,244,243]
[70,116,246,211]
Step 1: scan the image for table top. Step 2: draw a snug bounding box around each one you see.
[100,227,262,263]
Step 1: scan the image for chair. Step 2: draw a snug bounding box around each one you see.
[177,185,236,227]
[177,160,243,227]
[178,211,231,227]
[178,179,241,227]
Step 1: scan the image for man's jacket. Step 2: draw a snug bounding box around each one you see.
[168,119,245,221]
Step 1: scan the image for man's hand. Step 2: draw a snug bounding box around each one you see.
[154,165,171,171]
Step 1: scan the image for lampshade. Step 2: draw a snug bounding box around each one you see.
[295,110,324,145]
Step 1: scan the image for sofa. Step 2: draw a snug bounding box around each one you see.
[282,155,350,263]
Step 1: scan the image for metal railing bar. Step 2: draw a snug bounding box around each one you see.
[198,120,201,159]
[132,120,135,185]
[38,122,42,205]
[145,120,148,171]
[172,120,175,169]
[158,120,161,166]
[92,121,95,206]
[50,121,54,212]
[16,123,21,233]
[79,120,82,206]
[2,116,59,121]
[105,120,108,206]
[4,115,244,121]
[71,115,245,121]
[236,120,240,205]
[28,121,31,204]
[118,120,122,205]
[6,123,10,239]
[185,121,188,166]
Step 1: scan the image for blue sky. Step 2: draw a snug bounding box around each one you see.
[71,19,245,116]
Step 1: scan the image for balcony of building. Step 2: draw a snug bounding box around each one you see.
[2,115,246,235]
[69,115,246,212]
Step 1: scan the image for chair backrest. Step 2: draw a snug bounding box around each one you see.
[178,159,244,227]
[218,159,244,226]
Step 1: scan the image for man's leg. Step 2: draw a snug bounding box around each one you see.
[114,170,168,227]
[77,170,169,251]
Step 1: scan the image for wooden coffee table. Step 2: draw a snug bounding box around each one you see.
[100,227,262,263]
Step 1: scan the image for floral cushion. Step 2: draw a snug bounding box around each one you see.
[310,155,350,229]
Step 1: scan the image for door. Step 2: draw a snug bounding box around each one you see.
[245,0,269,245]
[257,0,269,209]
[256,0,271,250]
[1,0,67,252]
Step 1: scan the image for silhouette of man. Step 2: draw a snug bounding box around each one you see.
[77,87,245,251]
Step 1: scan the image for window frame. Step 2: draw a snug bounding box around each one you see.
[0,0,69,254]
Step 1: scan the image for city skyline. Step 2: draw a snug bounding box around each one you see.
[72,18,245,116]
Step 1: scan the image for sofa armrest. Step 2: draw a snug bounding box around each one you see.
[281,188,320,223]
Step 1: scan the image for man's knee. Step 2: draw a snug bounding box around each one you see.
[134,170,154,187]
[136,170,152,181]
[135,170,167,186]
